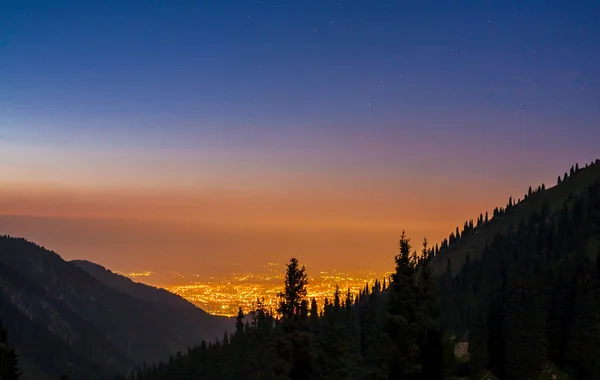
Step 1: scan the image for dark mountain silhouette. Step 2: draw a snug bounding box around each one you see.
[70,260,201,310]
[0,237,233,379]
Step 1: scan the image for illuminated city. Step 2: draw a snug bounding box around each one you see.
[120,263,392,317]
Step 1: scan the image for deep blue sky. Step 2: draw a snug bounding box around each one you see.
[2,0,599,146]
[1,1,600,273]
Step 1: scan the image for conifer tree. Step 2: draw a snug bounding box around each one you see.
[445,257,452,285]
[345,288,353,311]
[235,308,245,335]
[309,298,319,322]
[387,231,421,379]
[503,283,547,380]
[564,264,600,378]
[0,321,21,380]
[277,257,309,320]
[469,313,489,375]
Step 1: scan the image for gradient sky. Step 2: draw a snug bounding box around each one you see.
[1,1,599,277]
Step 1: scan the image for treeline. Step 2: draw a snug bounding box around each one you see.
[123,159,600,380]
[117,160,600,380]
[121,234,454,380]
[436,159,598,255]
[441,167,600,378]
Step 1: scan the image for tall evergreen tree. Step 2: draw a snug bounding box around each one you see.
[235,308,245,336]
[387,231,421,379]
[0,321,21,380]
[277,257,309,320]
[309,298,319,323]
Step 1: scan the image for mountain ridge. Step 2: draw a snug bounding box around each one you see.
[432,159,600,274]
[0,236,233,379]
[70,259,200,311]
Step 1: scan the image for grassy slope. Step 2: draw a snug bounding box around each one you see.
[433,160,600,275]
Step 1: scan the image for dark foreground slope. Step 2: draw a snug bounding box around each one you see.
[436,160,600,378]
[434,160,600,330]
[0,237,232,379]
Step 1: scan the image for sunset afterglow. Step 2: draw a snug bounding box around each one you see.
[2,1,599,284]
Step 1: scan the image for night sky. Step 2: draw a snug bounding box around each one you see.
[1,1,599,276]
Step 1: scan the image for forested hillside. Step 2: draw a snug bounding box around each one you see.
[432,159,600,274]
[444,160,600,379]
[117,159,600,380]
[120,235,450,380]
